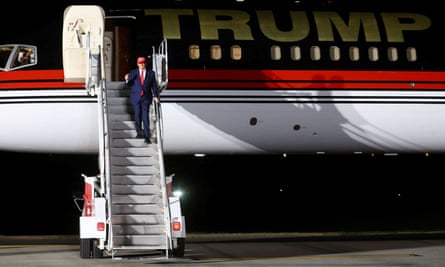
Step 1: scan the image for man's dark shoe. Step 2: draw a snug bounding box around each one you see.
[136,134,144,138]
[144,138,152,144]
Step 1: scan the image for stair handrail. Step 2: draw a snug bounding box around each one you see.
[153,100,172,254]
[152,39,172,253]
[92,43,113,251]
[100,46,113,252]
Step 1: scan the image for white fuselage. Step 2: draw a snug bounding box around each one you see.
[1,87,445,155]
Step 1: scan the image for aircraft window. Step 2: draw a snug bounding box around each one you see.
[387,47,398,62]
[329,46,340,61]
[0,44,37,71]
[210,45,222,60]
[231,45,242,60]
[290,46,301,61]
[0,46,14,69]
[349,46,359,61]
[406,47,417,62]
[189,45,200,60]
[310,46,321,61]
[13,47,36,68]
[271,45,281,60]
[368,47,379,62]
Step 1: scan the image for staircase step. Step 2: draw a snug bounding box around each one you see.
[107,97,129,106]
[108,105,132,114]
[112,214,165,225]
[113,225,166,235]
[111,175,160,185]
[113,235,167,247]
[111,165,158,175]
[110,147,156,156]
[112,194,162,205]
[106,81,126,90]
[112,184,161,195]
[111,155,158,166]
[111,139,157,148]
[112,204,163,215]
[109,129,136,138]
[109,113,133,121]
[110,120,135,130]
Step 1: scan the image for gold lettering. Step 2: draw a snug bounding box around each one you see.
[314,11,381,42]
[381,13,431,42]
[144,9,193,39]
[198,9,253,40]
[257,11,309,42]
[144,9,431,44]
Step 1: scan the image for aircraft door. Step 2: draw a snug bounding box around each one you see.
[62,5,105,83]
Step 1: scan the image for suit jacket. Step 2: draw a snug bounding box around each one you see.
[126,68,159,105]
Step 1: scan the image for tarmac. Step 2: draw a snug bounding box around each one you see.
[2,231,445,266]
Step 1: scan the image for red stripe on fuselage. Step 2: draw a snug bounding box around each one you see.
[0,70,63,81]
[169,69,445,82]
[168,81,445,90]
[2,69,445,90]
[168,69,445,90]
[0,69,84,89]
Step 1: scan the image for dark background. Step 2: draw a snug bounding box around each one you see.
[1,152,445,235]
[1,0,445,235]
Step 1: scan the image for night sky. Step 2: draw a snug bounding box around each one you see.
[1,152,445,235]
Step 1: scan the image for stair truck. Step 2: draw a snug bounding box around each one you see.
[64,5,186,259]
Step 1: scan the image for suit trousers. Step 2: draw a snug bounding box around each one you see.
[132,97,152,139]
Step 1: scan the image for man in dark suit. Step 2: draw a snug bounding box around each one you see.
[124,56,160,144]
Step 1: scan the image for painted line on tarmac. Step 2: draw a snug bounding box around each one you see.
[197,253,414,262]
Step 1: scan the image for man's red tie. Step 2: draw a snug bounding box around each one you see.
[140,71,145,96]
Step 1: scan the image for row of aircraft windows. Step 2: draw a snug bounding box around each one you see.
[188,45,417,62]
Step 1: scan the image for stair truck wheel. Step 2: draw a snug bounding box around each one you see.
[172,238,185,257]
[80,239,103,258]
[80,239,92,259]
[92,239,103,258]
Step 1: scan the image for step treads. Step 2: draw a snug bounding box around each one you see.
[111,165,158,175]
[112,214,165,225]
[108,113,133,121]
[111,139,158,149]
[108,105,132,114]
[112,184,161,195]
[113,235,168,247]
[112,194,162,205]
[112,204,163,215]
[111,156,158,166]
[110,120,135,130]
[107,97,129,106]
[111,175,160,185]
[110,147,157,156]
[112,225,165,235]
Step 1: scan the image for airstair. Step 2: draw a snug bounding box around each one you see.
[105,81,170,257]
[63,6,184,259]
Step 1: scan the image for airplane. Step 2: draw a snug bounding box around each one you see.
[1,0,445,156]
